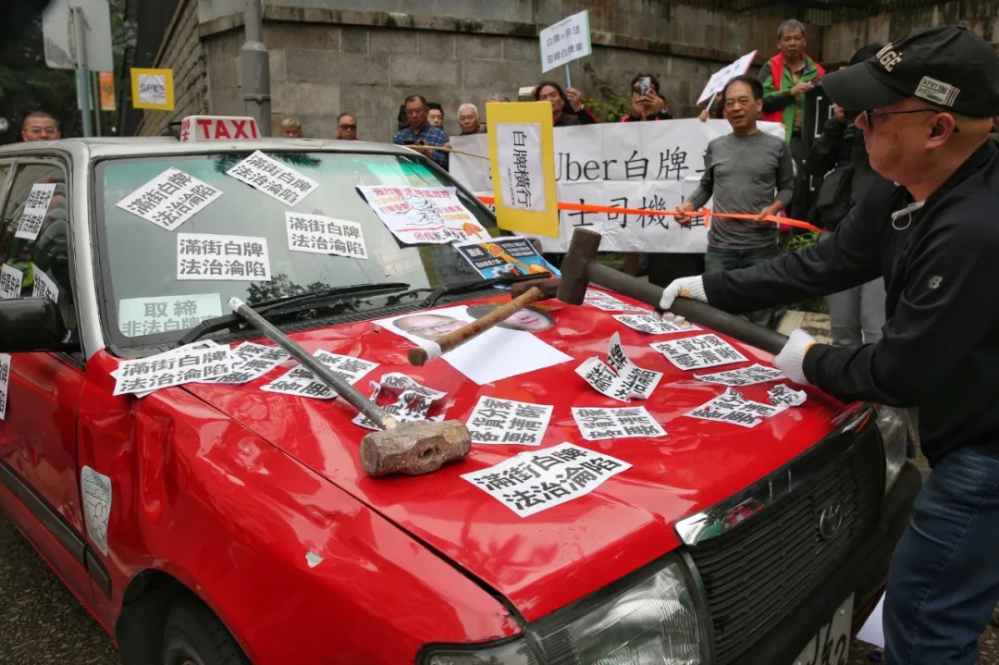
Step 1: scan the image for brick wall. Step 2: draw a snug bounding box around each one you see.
[136,0,209,136]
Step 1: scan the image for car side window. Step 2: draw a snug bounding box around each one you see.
[0,162,77,341]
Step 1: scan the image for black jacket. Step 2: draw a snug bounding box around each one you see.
[807,118,886,229]
[703,140,999,467]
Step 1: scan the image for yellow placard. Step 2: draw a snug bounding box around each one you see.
[130,68,175,111]
[485,102,560,238]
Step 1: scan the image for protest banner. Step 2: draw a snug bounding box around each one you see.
[539,11,592,75]
[451,118,785,252]
[486,101,559,237]
[697,51,758,105]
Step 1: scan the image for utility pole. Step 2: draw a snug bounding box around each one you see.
[72,5,94,137]
[241,0,271,136]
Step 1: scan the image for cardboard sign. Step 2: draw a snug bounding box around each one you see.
[454,236,558,281]
[461,442,630,518]
[465,396,554,446]
[697,51,758,105]
[116,168,222,232]
[131,68,175,111]
[539,11,592,73]
[357,185,488,245]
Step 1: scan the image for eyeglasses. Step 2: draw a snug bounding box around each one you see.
[863,108,959,132]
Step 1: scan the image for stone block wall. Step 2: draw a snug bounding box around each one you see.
[136,0,209,137]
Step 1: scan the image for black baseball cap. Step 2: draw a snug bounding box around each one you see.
[823,25,999,118]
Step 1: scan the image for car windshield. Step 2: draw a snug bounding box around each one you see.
[94,150,496,349]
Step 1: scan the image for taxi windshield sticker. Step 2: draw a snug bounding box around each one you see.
[285,212,368,259]
[357,185,487,245]
[118,293,223,338]
[465,396,553,446]
[572,406,666,441]
[15,183,57,241]
[116,168,222,232]
[651,334,747,371]
[226,151,319,207]
[461,442,631,518]
[177,233,272,282]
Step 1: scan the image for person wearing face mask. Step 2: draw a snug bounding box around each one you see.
[532,81,599,127]
[660,27,999,664]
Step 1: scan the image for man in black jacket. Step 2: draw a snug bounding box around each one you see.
[660,26,999,664]
[807,43,888,346]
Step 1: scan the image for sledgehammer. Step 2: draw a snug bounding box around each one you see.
[510,229,788,354]
[228,298,471,477]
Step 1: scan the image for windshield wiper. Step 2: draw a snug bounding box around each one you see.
[176,282,410,346]
[421,272,552,308]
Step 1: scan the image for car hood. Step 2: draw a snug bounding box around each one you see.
[185,294,850,622]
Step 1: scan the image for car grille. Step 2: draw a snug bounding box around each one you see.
[687,425,885,664]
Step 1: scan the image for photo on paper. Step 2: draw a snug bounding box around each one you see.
[374,305,572,385]
[465,396,554,446]
[116,168,222,232]
[454,236,559,281]
[651,334,748,371]
[14,183,57,241]
[461,442,630,518]
[465,303,555,333]
[356,185,488,245]
[176,233,272,282]
[226,150,319,207]
[286,212,368,259]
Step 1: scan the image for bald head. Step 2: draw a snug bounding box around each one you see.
[22,112,60,142]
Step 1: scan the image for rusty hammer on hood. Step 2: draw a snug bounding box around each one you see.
[512,228,788,355]
[229,298,471,478]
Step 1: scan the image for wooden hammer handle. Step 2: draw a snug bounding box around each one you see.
[408,287,545,366]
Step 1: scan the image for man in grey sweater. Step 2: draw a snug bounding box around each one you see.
[676,74,795,329]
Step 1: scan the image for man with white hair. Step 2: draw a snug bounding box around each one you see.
[457,103,483,135]
[280,116,302,138]
[661,26,999,664]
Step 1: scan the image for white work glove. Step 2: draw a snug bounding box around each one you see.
[655,276,706,324]
[774,328,817,385]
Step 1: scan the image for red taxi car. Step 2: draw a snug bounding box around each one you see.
[0,119,921,664]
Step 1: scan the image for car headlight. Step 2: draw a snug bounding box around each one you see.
[875,406,909,494]
[423,556,709,664]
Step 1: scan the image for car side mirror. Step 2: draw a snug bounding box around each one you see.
[0,298,74,353]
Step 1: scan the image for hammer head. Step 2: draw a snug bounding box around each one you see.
[510,277,559,300]
[556,228,604,305]
[359,420,471,477]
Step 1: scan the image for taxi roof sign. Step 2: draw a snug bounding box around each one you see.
[180,116,260,142]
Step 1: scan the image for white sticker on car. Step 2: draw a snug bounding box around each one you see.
[118,293,224,338]
[81,466,112,556]
[226,151,319,207]
[14,183,57,241]
[651,334,748,371]
[286,212,368,259]
[116,168,223,232]
[176,233,271,282]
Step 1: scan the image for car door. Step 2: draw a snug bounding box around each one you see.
[0,156,90,587]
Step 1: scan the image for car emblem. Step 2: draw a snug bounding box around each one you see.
[818,503,844,540]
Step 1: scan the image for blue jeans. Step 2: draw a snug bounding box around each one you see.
[884,446,999,664]
[704,244,787,329]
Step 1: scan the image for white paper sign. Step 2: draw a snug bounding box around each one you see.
[226,150,319,207]
[286,212,368,259]
[31,267,59,303]
[651,334,748,371]
[375,305,572,386]
[572,406,666,441]
[125,340,218,399]
[0,354,10,421]
[685,389,784,428]
[466,396,554,446]
[14,183,57,241]
[116,168,222,232]
[357,185,488,245]
[450,119,785,252]
[261,350,377,400]
[540,11,591,73]
[584,289,646,312]
[137,73,167,106]
[576,332,662,402]
[768,384,807,408]
[0,264,24,300]
[697,50,758,105]
[113,345,234,396]
[177,233,271,281]
[352,373,448,430]
[118,293,223,337]
[614,314,699,335]
[463,442,629,517]
[498,123,546,212]
[81,466,112,556]
[696,363,785,387]
[202,342,289,385]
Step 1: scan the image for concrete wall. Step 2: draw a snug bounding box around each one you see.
[136,0,209,137]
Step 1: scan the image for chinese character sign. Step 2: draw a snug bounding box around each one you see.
[176,233,272,282]
[262,350,378,400]
[583,289,647,313]
[465,396,554,446]
[200,342,290,385]
[685,389,785,428]
[461,442,630,517]
[497,123,546,213]
[112,344,234,396]
[454,236,559,280]
[572,406,666,441]
[14,183,57,241]
[697,50,758,105]
[539,11,592,73]
[576,332,662,402]
[0,264,23,300]
[0,353,10,420]
[614,314,699,335]
[352,373,448,430]
[651,334,748,371]
[356,185,488,245]
[285,212,368,259]
[226,151,319,207]
[32,267,59,303]
[118,293,223,338]
[116,168,223,232]
[695,363,785,387]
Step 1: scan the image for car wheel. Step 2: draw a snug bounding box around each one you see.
[162,598,250,665]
